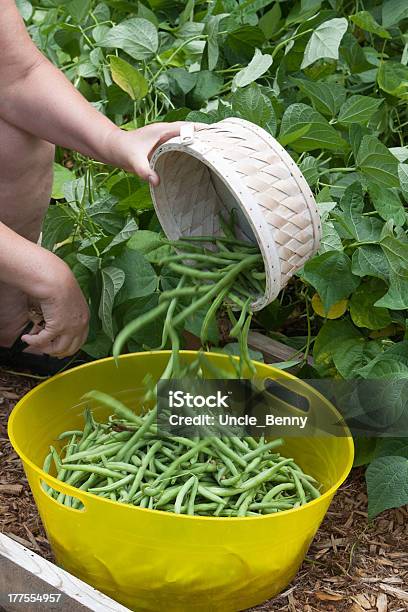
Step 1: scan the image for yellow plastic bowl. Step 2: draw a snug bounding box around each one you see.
[8,352,353,612]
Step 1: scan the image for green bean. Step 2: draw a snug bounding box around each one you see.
[239,312,257,376]
[60,464,126,479]
[230,297,251,338]
[126,441,162,500]
[187,476,199,515]
[57,430,83,440]
[239,458,294,492]
[168,262,226,281]
[181,235,258,249]
[172,255,260,328]
[113,300,171,358]
[243,439,284,462]
[288,467,307,505]
[237,490,256,517]
[83,390,142,426]
[174,476,197,514]
[117,408,157,461]
[297,474,321,499]
[200,285,230,344]
[62,441,124,464]
[249,501,295,511]
[262,483,296,503]
[197,485,226,505]
[90,474,134,493]
[159,285,208,302]
[160,276,185,348]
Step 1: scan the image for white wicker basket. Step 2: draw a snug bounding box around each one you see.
[150,117,321,311]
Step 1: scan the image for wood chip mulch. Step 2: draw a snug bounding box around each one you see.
[1,368,407,612]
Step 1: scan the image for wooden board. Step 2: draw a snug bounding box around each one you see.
[0,533,130,612]
[248,331,313,365]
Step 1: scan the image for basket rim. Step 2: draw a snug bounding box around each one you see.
[8,351,354,523]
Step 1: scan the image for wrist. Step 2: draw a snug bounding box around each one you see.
[101,126,132,171]
[29,249,72,300]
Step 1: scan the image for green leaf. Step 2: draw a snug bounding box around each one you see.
[114,248,158,304]
[313,319,362,375]
[335,183,383,242]
[232,49,273,91]
[225,26,265,65]
[398,164,408,196]
[15,0,33,20]
[109,56,148,100]
[102,218,138,254]
[340,32,372,74]
[301,18,348,69]
[375,438,408,460]
[303,251,360,312]
[205,15,221,71]
[382,0,408,27]
[319,221,343,253]
[350,11,390,39]
[366,456,408,518]
[278,124,311,147]
[99,266,125,339]
[42,204,75,251]
[185,307,219,345]
[377,62,408,101]
[127,229,171,263]
[368,183,405,226]
[116,184,153,212]
[350,279,391,330]
[373,234,408,309]
[168,68,197,96]
[299,155,319,186]
[259,3,281,39]
[188,70,223,108]
[279,103,348,152]
[337,94,382,125]
[52,163,74,199]
[331,337,373,378]
[356,135,400,187]
[67,0,91,22]
[231,83,275,129]
[99,18,158,60]
[375,273,408,310]
[82,330,112,359]
[291,77,346,117]
[352,245,389,281]
[124,295,165,350]
[77,254,100,274]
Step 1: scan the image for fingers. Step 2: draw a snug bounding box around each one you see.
[22,329,85,358]
[130,154,159,185]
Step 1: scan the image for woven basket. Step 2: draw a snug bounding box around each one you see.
[150,117,321,311]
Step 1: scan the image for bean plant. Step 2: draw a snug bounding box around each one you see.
[19,0,408,517]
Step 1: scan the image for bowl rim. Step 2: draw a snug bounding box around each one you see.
[8,351,354,522]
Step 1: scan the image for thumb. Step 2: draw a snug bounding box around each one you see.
[130,155,159,186]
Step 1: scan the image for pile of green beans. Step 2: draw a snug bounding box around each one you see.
[44,392,321,516]
[113,214,266,378]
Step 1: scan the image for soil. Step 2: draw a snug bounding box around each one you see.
[1,367,407,612]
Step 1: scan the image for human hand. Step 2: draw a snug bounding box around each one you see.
[104,121,204,186]
[21,253,90,357]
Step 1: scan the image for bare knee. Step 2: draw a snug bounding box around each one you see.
[0,117,55,239]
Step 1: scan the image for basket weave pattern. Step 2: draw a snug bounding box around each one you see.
[150,118,321,309]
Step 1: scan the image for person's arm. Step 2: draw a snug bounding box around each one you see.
[0,222,89,356]
[0,1,190,185]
